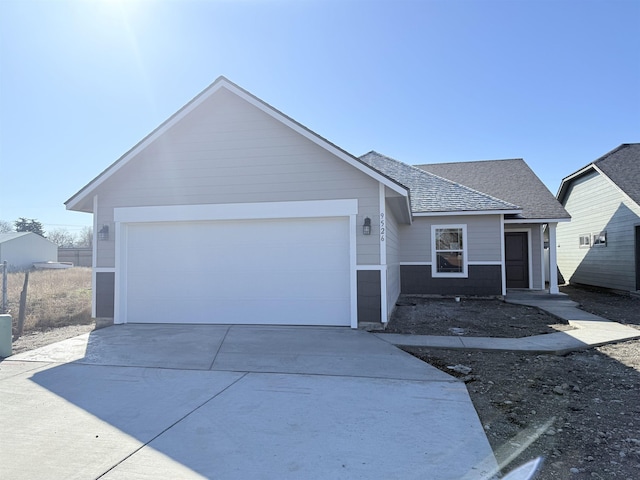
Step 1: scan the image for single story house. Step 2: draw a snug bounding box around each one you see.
[66,76,570,328]
[0,232,58,271]
[556,143,640,293]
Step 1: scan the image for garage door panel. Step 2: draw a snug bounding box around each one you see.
[130,297,349,325]
[123,217,351,326]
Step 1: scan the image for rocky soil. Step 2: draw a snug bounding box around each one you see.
[387,285,640,479]
[9,323,95,356]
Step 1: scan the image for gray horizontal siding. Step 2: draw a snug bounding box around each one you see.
[94,87,380,267]
[557,171,640,291]
[398,215,502,263]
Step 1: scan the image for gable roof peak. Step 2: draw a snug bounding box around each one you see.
[558,143,640,206]
[65,77,410,213]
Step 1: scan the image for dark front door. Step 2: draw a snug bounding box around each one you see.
[505,232,529,288]
[636,225,640,290]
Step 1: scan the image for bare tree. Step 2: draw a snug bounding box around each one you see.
[76,226,93,247]
[0,220,13,233]
[48,228,76,247]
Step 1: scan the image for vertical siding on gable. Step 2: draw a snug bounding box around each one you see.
[399,215,502,263]
[557,171,640,291]
[93,88,381,267]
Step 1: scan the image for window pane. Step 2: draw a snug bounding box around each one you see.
[436,228,463,251]
[437,252,463,273]
[593,231,607,246]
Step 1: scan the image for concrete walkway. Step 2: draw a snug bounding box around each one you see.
[0,325,498,480]
[375,290,640,355]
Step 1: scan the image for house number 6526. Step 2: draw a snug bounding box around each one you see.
[380,212,385,242]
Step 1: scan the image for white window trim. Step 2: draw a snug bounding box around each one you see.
[579,233,591,248]
[592,231,607,247]
[431,224,468,278]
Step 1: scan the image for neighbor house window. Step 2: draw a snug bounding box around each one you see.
[432,225,468,277]
[592,231,607,247]
[579,234,591,248]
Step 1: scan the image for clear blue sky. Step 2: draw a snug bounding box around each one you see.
[1,0,638,234]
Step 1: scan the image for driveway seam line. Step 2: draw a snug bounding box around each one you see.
[208,325,231,370]
[94,371,249,480]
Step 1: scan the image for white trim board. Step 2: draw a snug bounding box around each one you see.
[414,209,521,217]
[504,218,570,224]
[114,199,358,223]
[505,228,533,289]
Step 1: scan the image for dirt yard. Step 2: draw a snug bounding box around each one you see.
[386,285,640,479]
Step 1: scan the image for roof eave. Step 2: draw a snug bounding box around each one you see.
[556,163,597,204]
[66,77,411,213]
[504,217,571,224]
[412,209,522,217]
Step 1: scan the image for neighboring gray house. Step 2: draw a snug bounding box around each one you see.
[556,143,640,293]
[65,76,570,328]
[0,232,58,271]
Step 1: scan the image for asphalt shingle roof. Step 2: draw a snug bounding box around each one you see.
[592,144,640,206]
[418,159,570,220]
[359,151,520,214]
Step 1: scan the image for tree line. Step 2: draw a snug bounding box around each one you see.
[0,218,92,247]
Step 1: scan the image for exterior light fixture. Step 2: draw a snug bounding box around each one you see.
[98,224,109,241]
[363,217,371,235]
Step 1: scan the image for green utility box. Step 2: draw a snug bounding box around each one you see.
[0,314,12,358]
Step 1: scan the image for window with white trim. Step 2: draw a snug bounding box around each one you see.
[579,234,591,248]
[432,225,468,277]
[592,231,607,247]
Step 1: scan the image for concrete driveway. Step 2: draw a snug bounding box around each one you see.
[0,325,497,479]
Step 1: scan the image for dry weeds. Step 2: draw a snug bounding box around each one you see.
[4,267,92,334]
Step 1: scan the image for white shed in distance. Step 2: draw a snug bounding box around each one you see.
[0,232,58,271]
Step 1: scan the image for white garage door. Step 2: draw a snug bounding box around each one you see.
[123,217,351,326]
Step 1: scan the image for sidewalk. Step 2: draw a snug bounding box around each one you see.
[374,290,640,355]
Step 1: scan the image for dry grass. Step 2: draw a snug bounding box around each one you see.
[4,268,92,334]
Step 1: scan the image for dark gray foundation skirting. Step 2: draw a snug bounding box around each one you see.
[400,265,502,296]
[357,270,382,323]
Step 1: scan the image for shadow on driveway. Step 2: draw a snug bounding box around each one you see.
[1,325,498,479]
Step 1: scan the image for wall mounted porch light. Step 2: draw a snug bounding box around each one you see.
[363,217,371,235]
[98,224,109,241]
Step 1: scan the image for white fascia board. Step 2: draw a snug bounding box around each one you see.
[413,209,521,217]
[556,164,595,201]
[504,217,571,224]
[67,77,409,211]
[230,86,410,199]
[114,199,358,224]
[593,164,640,211]
[66,84,224,212]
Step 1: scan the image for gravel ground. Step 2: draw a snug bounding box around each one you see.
[9,323,95,355]
[385,285,640,479]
